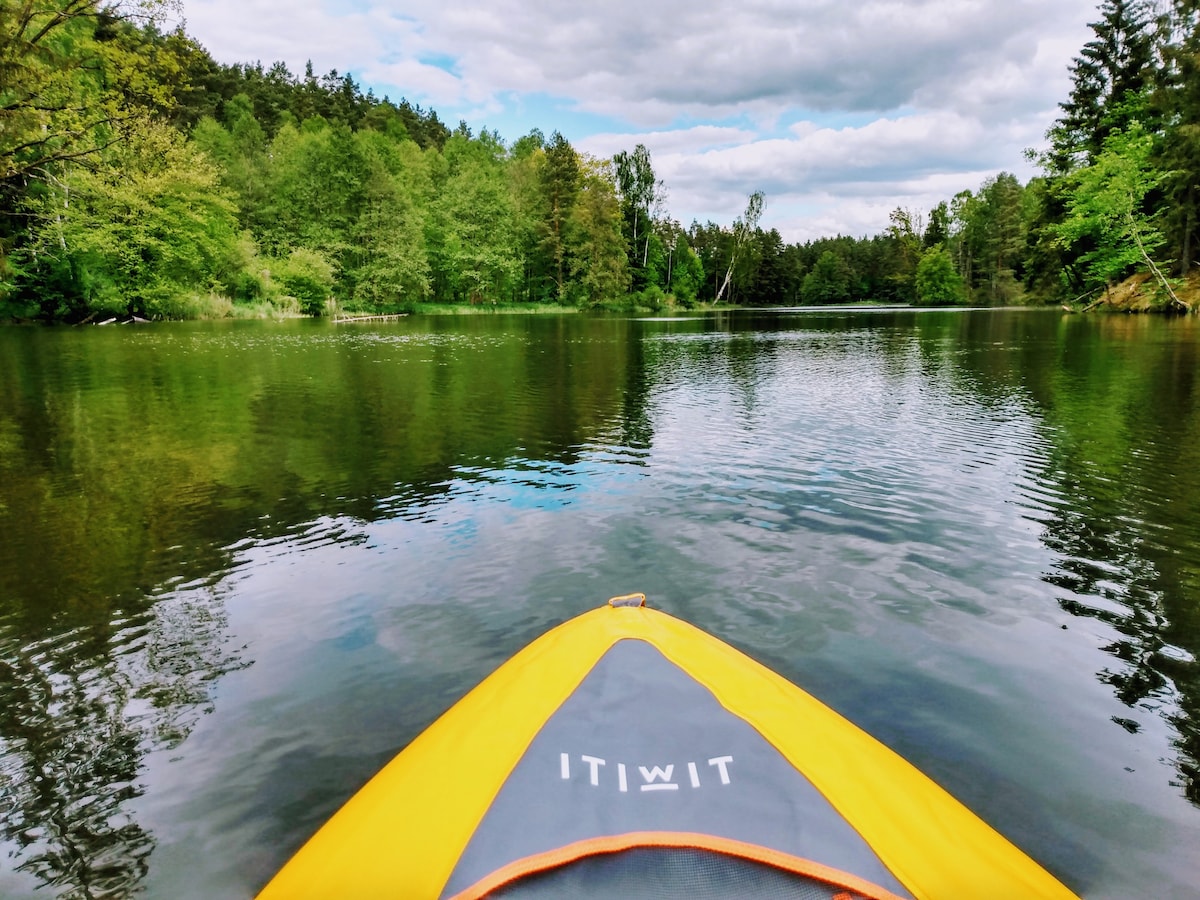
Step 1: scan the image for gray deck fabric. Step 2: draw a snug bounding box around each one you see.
[441,639,911,899]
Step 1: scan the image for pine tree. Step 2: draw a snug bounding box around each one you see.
[539,132,580,300]
[1155,1,1200,272]
[1049,0,1156,171]
[979,172,1027,303]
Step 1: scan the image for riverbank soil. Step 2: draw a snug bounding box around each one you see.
[1094,271,1200,312]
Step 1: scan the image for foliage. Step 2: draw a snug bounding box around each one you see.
[924,202,949,248]
[431,131,520,304]
[0,1,175,189]
[613,143,662,291]
[886,207,923,301]
[0,1,179,300]
[540,131,580,299]
[5,3,1200,319]
[1048,0,1155,171]
[567,158,629,306]
[932,173,1039,304]
[630,283,667,311]
[350,131,430,308]
[801,250,854,304]
[915,246,966,306]
[1054,123,1168,289]
[17,118,240,319]
[668,237,704,307]
[714,191,765,303]
[1155,1,1200,274]
[275,247,336,315]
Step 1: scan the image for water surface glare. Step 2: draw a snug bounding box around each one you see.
[1,310,1198,898]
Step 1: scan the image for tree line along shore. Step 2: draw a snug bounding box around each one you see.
[2,0,1198,322]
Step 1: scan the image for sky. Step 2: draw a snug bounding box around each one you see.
[175,0,1102,243]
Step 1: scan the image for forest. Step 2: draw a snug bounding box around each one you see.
[1,0,1198,321]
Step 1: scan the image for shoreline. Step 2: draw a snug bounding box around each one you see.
[6,283,1199,326]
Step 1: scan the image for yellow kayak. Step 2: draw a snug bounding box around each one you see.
[257,595,1079,899]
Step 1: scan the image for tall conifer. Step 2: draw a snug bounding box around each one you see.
[540,132,581,300]
[1156,1,1200,272]
[1049,0,1156,171]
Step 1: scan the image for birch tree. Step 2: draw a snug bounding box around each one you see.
[613,144,661,288]
[715,191,764,303]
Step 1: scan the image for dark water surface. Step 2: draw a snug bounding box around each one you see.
[0,309,1198,898]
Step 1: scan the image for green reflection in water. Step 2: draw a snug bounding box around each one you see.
[0,316,648,898]
[0,318,646,624]
[908,310,1200,801]
[0,310,1197,898]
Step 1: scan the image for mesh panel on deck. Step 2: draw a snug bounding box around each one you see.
[485,847,872,900]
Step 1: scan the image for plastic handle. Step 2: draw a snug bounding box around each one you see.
[607,593,647,608]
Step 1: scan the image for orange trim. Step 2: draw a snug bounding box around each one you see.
[448,831,911,900]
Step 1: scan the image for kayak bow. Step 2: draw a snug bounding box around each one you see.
[257,595,1078,899]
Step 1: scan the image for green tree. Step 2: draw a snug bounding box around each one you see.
[778,243,806,304]
[1054,123,1173,296]
[978,172,1027,304]
[1049,0,1155,171]
[566,158,628,306]
[715,191,765,303]
[924,202,949,248]
[915,246,966,306]
[745,227,784,304]
[0,1,172,189]
[886,207,923,302]
[540,131,580,300]
[275,246,336,315]
[1155,1,1200,273]
[350,131,430,308]
[669,237,704,307]
[506,131,551,301]
[18,118,241,319]
[256,117,367,277]
[191,94,269,235]
[431,131,519,303]
[686,219,729,303]
[801,250,853,304]
[1020,175,1072,300]
[944,175,1028,304]
[1,1,178,295]
[948,189,981,294]
[613,143,661,289]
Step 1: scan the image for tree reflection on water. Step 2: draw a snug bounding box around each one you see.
[0,317,641,896]
[943,311,1200,805]
[0,588,249,898]
[0,311,1198,898]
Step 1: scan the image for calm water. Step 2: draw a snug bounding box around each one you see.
[1,309,1198,899]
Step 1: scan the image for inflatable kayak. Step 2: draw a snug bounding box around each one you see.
[257,595,1079,899]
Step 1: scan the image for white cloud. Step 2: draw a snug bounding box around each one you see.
[578,126,759,159]
[180,3,402,80]
[360,59,471,106]
[613,112,1036,238]
[178,0,1100,239]
[352,0,1098,124]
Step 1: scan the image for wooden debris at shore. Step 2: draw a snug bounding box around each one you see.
[332,313,409,323]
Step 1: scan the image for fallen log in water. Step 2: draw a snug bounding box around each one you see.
[332,313,409,323]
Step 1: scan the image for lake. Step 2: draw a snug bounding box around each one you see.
[0,308,1198,899]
